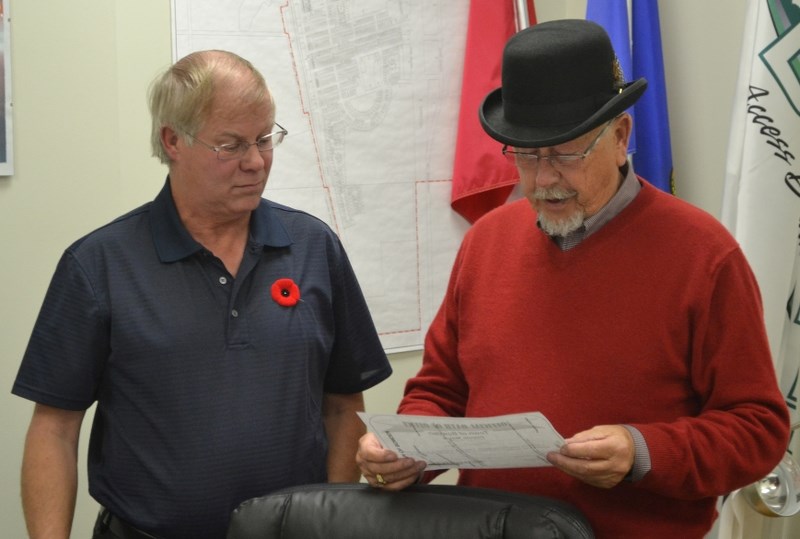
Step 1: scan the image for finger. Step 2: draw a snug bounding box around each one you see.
[356,433,400,467]
[547,451,628,489]
[365,461,426,490]
[559,439,609,460]
[369,468,425,491]
[368,458,424,478]
[563,428,607,444]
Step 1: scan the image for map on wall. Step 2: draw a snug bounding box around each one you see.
[172,0,472,352]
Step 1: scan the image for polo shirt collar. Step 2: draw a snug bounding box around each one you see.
[249,199,293,249]
[150,178,292,263]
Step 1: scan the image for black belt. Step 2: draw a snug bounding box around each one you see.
[98,508,160,539]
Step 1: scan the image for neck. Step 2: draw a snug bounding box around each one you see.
[179,206,251,277]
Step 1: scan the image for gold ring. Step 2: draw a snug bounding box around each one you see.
[375,473,386,486]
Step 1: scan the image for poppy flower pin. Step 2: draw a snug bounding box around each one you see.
[271,278,301,307]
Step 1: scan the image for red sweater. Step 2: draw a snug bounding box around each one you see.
[400,181,789,538]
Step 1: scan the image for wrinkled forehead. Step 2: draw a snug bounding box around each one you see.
[205,72,275,126]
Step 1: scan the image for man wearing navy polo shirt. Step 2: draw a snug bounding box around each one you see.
[13,50,392,539]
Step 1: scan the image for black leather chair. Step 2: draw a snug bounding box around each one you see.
[226,483,594,538]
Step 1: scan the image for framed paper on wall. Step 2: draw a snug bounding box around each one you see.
[0,0,12,176]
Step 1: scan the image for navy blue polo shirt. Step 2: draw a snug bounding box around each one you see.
[13,179,392,539]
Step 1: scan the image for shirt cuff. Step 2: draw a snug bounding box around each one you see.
[622,425,651,482]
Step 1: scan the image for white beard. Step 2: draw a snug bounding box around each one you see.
[538,210,585,237]
[533,186,584,237]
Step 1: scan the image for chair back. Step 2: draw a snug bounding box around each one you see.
[226,483,594,538]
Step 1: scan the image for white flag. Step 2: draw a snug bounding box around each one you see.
[719,0,800,537]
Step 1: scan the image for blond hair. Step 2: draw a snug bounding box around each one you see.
[147,50,274,163]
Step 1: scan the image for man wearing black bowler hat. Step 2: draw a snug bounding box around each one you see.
[356,19,789,538]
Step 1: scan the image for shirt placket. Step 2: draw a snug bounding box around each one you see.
[225,244,261,348]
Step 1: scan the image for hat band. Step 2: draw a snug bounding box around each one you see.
[504,92,616,128]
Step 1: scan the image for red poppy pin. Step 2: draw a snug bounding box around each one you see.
[271,278,301,307]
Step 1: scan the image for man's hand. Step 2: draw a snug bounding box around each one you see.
[355,432,427,490]
[546,425,635,489]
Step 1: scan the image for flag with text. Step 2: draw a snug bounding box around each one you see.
[719,0,800,535]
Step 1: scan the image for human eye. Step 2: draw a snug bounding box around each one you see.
[217,142,244,157]
[553,153,583,166]
[255,135,274,151]
[512,150,539,162]
[510,152,540,169]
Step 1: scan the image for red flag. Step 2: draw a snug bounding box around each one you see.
[450,0,537,224]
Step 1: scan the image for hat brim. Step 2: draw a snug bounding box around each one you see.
[479,78,648,147]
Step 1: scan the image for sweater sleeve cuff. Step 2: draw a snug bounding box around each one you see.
[622,425,651,482]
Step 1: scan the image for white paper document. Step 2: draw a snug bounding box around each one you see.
[358,412,566,470]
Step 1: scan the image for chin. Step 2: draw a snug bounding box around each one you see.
[538,211,585,237]
[243,195,265,210]
[228,193,264,214]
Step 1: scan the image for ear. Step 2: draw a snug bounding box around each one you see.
[160,126,182,161]
[612,113,633,167]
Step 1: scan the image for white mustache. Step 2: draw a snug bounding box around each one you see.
[532,187,577,201]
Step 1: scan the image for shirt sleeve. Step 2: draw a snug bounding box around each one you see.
[622,425,651,482]
[323,235,391,394]
[631,247,789,499]
[399,239,470,418]
[12,249,109,410]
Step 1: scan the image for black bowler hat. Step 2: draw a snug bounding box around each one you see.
[479,19,647,148]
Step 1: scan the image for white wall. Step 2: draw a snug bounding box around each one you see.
[0,1,748,537]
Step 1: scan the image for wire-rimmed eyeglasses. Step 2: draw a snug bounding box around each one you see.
[185,123,288,161]
[502,117,616,172]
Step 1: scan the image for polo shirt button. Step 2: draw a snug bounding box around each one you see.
[219,276,228,285]
[231,309,239,318]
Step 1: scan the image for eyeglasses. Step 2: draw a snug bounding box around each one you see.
[502,118,616,172]
[186,123,288,161]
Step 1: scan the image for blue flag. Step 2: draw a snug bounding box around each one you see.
[586,0,674,193]
[632,0,674,193]
[586,0,636,155]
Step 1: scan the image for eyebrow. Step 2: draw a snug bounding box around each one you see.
[214,129,272,143]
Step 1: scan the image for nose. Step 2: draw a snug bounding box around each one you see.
[531,158,561,188]
[239,145,270,171]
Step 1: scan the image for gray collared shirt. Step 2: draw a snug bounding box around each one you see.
[551,162,641,251]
